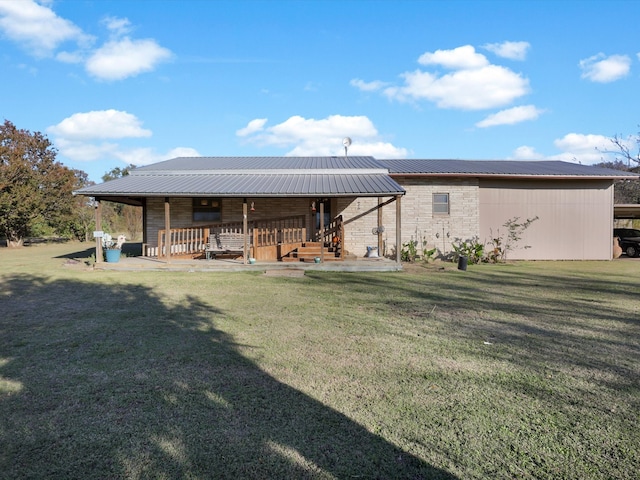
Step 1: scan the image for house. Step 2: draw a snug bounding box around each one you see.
[76,156,638,264]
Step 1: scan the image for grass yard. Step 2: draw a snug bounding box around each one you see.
[1,242,639,479]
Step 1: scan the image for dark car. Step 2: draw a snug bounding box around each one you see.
[614,228,640,257]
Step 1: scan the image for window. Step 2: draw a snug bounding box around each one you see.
[193,198,221,222]
[432,193,449,215]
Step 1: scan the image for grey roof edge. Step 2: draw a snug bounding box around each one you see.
[130,168,390,175]
[379,159,640,179]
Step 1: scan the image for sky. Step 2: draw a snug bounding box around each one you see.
[1,0,639,182]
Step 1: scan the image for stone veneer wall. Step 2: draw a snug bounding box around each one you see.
[336,177,480,259]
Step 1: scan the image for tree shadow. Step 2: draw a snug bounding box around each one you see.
[306,268,640,396]
[0,273,455,479]
[55,242,143,260]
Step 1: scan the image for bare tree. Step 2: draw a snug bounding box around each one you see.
[610,128,640,167]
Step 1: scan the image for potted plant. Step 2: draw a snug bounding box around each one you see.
[103,233,126,263]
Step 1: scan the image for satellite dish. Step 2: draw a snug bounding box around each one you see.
[342,137,352,156]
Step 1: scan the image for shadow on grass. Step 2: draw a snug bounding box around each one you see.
[0,274,455,479]
[306,267,640,395]
[55,242,143,260]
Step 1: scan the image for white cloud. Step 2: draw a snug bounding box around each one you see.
[47,110,152,140]
[579,53,631,83]
[551,133,615,163]
[86,37,173,81]
[111,146,201,166]
[418,45,488,69]
[0,2,171,81]
[476,105,544,128]
[357,45,530,110]
[53,138,120,162]
[102,16,133,37]
[512,133,625,164]
[48,111,200,169]
[237,114,408,158]
[236,118,268,137]
[350,78,389,92]
[384,64,529,110]
[482,41,530,60]
[0,0,93,57]
[511,145,543,159]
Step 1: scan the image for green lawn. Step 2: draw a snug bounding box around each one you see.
[1,243,638,479]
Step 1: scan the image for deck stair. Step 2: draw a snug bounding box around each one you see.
[281,242,342,262]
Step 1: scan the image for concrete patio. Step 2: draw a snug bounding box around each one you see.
[94,255,403,273]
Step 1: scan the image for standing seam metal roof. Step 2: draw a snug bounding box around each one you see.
[75,156,638,198]
[76,173,406,197]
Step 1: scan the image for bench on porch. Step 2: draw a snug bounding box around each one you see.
[205,232,247,259]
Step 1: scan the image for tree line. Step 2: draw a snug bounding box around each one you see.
[2,119,640,247]
[0,120,140,247]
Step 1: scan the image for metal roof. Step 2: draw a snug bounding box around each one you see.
[379,159,638,179]
[75,156,638,199]
[133,156,387,173]
[78,173,406,197]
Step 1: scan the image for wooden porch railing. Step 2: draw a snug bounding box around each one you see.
[152,214,309,259]
[315,215,344,259]
[252,214,307,246]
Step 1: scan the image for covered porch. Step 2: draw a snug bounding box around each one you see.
[77,156,407,268]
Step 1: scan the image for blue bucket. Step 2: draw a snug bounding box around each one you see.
[105,249,121,263]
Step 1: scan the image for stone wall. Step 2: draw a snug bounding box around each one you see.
[336,178,480,259]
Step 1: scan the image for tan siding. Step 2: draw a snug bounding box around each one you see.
[479,179,614,260]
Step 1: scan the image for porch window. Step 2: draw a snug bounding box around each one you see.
[193,198,221,222]
[433,193,449,215]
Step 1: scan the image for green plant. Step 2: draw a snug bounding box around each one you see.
[422,246,437,263]
[487,216,539,262]
[401,239,419,262]
[451,236,484,264]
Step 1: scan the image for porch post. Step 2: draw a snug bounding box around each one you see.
[378,197,383,255]
[164,197,171,262]
[395,194,402,265]
[243,198,248,265]
[95,200,103,263]
[320,201,325,262]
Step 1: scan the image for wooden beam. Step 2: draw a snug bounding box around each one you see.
[396,194,402,265]
[377,197,383,254]
[343,196,396,225]
[164,197,171,262]
[243,199,248,265]
[320,201,325,262]
[95,201,103,263]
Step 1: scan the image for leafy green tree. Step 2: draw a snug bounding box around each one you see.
[0,120,82,247]
[100,164,143,240]
[67,170,96,241]
[102,164,135,182]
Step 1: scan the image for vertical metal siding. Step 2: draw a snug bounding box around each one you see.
[479,179,614,260]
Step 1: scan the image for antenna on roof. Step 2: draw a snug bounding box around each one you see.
[342,137,352,157]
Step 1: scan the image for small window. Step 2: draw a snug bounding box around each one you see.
[433,193,449,215]
[193,198,221,222]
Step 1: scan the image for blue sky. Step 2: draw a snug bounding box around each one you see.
[1,0,639,182]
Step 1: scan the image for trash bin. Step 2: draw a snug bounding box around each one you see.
[457,255,468,271]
